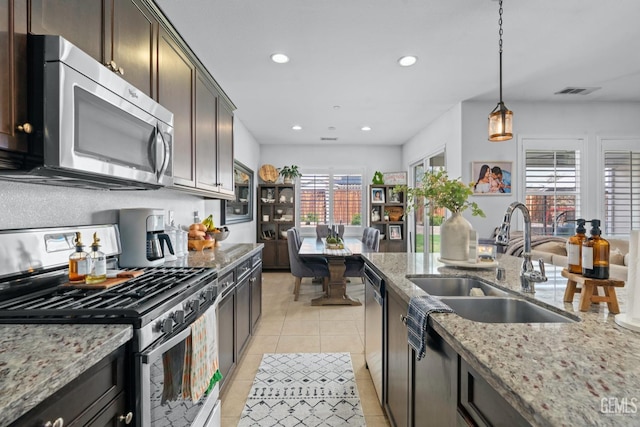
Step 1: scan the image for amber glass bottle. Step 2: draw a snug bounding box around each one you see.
[581,219,610,279]
[566,219,587,274]
[68,232,90,283]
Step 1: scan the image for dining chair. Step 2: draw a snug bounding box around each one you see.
[287,229,330,301]
[316,224,329,239]
[344,227,380,282]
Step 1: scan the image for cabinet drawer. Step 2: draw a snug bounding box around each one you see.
[13,345,127,427]
[458,358,529,427]
[236,259,252,280]
[251,252,262,267]
[218,270,235,296]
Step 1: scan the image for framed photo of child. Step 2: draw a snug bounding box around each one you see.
[471,161,512,195]
[389,225,402,240]
[371,188,385,203]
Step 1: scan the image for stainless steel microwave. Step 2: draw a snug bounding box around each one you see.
[0,35,174,190]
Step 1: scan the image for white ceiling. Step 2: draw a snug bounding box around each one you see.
[154,0,640,146]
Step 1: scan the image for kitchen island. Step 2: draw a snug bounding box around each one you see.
[363,252,640,426]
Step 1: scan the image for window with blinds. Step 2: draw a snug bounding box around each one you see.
[524,150,581,236]
[299,173,362,227]
[603,151,640,235]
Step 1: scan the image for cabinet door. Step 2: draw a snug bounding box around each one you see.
[194,72,218,191]
[217,290,236,390]
[111,0,156,98]
[261,241,278,269]
[0,0,28,153]
[216,99,235,196]
[276,241,290,269]
[236,274,252,357]
[250,264,263,332]
[29,0,104,61]
[85,392,129,427]
[413,329,458,427]
[158,26,195,187]
[385,290,410,427]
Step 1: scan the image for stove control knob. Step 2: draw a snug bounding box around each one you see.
[201,288,215,301]
[172,310,185,324]
[159,318,173,334]
[188,299,200,313]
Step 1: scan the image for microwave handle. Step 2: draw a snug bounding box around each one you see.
[155,123,171,181]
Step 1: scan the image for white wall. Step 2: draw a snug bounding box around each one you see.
[260,144,402,183]
[460,101,640,237]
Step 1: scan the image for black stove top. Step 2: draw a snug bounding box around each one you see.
[0,267,217,327]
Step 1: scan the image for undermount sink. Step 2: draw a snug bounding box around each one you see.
[438,297,577,324]
[409,276,510,297]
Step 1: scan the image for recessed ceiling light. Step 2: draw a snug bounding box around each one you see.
[328,126,336,131]
[333,105,341,110]
[291,125,302,131]
[361,126,372,131]
[270,53,290,64]
[398,56,418,67]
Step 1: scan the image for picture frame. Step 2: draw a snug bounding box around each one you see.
[471,161,513,195]
[389,225,402,240]
[371,188,385,203]
[382,171,407,185]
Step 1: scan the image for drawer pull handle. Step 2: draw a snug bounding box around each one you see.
[44,418,64,427]
[119,411,134,424]
[16,123,33,134]
[400,314,408,325]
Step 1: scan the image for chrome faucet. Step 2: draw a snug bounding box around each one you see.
[495,202,547,293]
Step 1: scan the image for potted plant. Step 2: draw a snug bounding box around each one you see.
[394,170,485,261]
[279,165,301,184]
[384,210,390,221]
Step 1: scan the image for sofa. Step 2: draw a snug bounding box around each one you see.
[497,232,629,282]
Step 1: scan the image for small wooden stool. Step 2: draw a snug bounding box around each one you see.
[561,269,625,314]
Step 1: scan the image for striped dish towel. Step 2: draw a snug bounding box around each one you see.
[406,296,454,360]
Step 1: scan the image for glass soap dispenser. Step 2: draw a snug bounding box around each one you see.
[69,232,90,283]
[86,232,107,284]
[582,219,610,279]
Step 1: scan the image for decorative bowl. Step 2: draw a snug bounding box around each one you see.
[276,209,283,214]
[280,231,288,239]
[234,208,241,214]
[239,198,247,203]
[207,229,230,246]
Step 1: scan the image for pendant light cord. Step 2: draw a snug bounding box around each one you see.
[498,0,504,104]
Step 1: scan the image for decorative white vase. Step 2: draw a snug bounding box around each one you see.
[440,212,472,261]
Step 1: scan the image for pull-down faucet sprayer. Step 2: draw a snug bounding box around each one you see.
[495,202,547,293]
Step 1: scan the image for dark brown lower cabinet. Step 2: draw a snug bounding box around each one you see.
[384,286,530,427]
[12,344,130,427]
[458,359,529,427]
[250,261,263,332]
[385,289,410,427]
[236,271,251,357]
[217,281,236,390]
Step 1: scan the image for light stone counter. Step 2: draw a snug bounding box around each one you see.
[165,243,263,274]
[0,324,132,426]
[363,252,640,427]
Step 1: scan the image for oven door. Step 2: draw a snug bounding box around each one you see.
[136,303,220,427]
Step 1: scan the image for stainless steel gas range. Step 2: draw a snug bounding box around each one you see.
[0,225,221,427]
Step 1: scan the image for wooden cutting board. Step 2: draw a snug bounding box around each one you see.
[64,270,144,289]
[259,164,278,183]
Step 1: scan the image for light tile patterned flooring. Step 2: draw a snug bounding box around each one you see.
[220,271,391,426]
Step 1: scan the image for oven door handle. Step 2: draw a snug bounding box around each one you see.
[141,326,191,364]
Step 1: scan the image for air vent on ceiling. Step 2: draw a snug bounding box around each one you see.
[320,137,338,141]
[554,87,601,95]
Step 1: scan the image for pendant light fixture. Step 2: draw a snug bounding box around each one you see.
[488,0,513,142]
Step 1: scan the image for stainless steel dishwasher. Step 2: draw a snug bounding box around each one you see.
[364,264,385,404]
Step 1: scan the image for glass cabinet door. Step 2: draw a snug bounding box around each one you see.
[222,161,254,224]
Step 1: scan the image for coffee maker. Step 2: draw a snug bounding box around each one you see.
[119,208,174,267]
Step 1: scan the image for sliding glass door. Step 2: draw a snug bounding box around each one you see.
[411,151,445,253]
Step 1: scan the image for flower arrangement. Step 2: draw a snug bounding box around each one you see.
[394,169,485,217]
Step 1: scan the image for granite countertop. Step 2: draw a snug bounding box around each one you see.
[0,324,132,426]
[363,252,640,426]
[165,243,263,274]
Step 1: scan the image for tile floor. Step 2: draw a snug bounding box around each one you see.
[220,271,391,426]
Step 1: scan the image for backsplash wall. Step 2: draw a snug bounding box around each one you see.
[0,181,205,230]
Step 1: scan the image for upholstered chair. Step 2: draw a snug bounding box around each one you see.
[344,227,380,281]
[287,229,330,301]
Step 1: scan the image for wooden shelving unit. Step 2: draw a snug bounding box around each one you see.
[257,184,295,269]
[369,184,407,252]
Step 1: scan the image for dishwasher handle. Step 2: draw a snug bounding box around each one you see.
[364,265,384,294]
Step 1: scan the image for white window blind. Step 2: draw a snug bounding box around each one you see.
[524,149,581,236]
[299,173,363,227]
[604,150,640,235]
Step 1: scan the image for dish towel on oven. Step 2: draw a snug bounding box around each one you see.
[182,305,222,402]
[406,295,454,360]
[204,304,222,394]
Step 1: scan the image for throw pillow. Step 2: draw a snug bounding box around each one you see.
[532,241,566,256]
[610,248,625,266]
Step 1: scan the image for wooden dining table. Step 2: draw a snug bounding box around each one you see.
[298,237,368,306]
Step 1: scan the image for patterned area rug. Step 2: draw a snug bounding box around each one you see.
[239,352,366,426]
